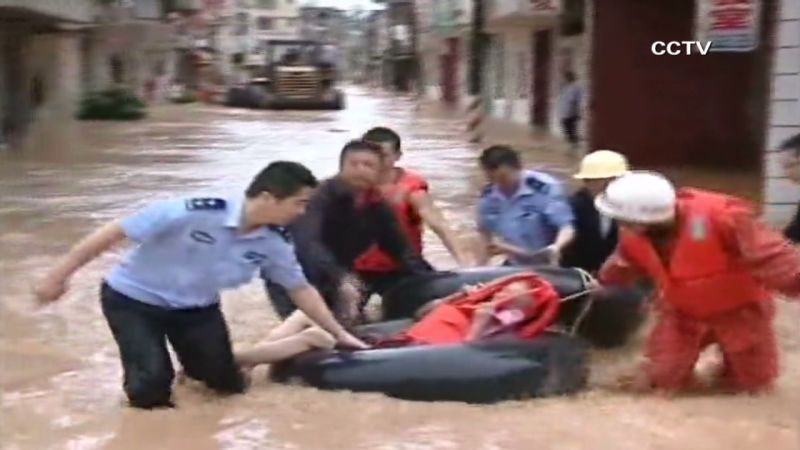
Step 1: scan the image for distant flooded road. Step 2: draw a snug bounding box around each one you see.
[1,86,797,450]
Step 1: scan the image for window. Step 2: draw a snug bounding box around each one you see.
[257,17,274,30]
[258,0,276,9]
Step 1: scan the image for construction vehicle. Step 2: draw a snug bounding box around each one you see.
[259,39,344,110]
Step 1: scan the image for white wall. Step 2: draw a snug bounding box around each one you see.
[485,24,577,136]
[764,0,800,223]
[488,28,531,125]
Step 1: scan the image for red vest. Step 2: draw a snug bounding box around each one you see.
[354,169,428,272]
[619,189,768,319]
[383,273,561,346]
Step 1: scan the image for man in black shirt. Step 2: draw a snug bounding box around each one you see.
[780,133,800,243]
[263,139,430,323]
[561,150,629,273]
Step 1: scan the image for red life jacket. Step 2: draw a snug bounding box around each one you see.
[619,188,769,319]
[381,272,561,346]
[355,169,428,272]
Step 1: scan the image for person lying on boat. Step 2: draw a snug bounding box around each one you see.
[377,272,562,346]
[248,272,563,358]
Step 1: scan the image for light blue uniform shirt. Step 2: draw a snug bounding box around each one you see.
[105,194,308,309]
[477,170,574,265]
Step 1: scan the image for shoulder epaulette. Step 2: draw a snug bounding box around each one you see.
[268,225,293,243]
[525,176,550,194]
[185,198,227,211]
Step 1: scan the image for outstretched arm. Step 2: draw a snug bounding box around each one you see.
[34,198,185,304]
[34,221,127,303]
[726,206,800,298]
[598,246,646,287]
[409,190,472,265]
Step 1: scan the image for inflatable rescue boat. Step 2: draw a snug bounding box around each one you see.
[270,325,588,403]
[269,266,646,403]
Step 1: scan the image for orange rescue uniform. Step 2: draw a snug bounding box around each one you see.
[600,188,800,392]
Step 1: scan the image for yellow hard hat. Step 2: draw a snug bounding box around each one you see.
[574,150,629,179]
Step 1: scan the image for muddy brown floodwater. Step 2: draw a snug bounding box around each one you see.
[1,86,798,450]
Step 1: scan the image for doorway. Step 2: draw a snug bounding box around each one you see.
[440,37,460,104]
[531,29,552,129]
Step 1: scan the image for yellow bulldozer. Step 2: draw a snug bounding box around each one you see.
[259,39,345,110]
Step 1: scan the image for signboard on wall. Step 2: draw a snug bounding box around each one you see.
[695,0,762,52]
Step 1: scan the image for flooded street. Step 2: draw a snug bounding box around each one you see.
[1,86,798,450]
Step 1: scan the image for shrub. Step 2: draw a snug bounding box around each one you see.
[77,88,147,121]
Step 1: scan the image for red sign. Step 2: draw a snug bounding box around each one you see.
[696,0,760,51]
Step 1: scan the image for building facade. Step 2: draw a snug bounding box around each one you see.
[764,0,800,222]
[89,0,180,100]
[299,6,346,43]
[0,0,95,146]
[341,9,371,82]
[0,0,188,148]
[363,8,390,86]
[588,0,800,226]
[483,0,565,132]
[251,0,300,51]
[417,0,473,106]
[379,0,419,92]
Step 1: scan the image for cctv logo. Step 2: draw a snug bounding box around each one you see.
[651,41,713,56]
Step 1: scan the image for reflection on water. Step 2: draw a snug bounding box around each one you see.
[1,87,797,450]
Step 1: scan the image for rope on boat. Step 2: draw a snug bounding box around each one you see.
[559,268,602,337]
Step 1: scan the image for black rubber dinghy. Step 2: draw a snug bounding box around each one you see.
[270,325,588,404]
[381,266,647,348]
[268,267,644,403]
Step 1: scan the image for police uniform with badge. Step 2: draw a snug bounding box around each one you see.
[478,170,574,266]
[102,194,308,409]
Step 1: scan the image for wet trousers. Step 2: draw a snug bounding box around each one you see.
[645,300,778,393]
[561,116,580,145]
[101,283,246,409]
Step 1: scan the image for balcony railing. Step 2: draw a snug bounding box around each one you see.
[0,0,95,23]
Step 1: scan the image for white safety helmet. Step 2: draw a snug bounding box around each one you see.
[594,171,676,224]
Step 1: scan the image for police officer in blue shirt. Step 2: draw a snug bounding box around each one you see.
[34,162,367,410]
[476,145,576,266]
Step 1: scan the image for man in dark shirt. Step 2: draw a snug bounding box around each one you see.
[263,139,430,323]
[780,133,800,243]
[561,150,629,273]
